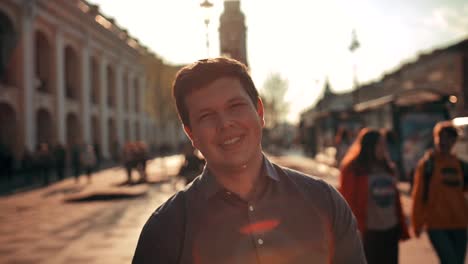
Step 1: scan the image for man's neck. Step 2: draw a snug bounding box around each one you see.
[208,153,264,200]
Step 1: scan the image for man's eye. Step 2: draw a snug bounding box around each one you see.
[231,103,245,108]
[199,113,212,120]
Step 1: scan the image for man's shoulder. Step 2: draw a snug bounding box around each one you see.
[274,163,335,197]
[133,187,194,263]
[146,179,202,225]
[145,190,186,227]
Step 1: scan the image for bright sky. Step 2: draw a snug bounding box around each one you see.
[87,0,468,124]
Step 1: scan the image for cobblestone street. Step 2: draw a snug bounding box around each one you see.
[0,156,185,264]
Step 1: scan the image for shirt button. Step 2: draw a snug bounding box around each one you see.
[257,238,264,245]
[249,205,254,212]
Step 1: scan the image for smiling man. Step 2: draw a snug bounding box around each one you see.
[132,57,366,264]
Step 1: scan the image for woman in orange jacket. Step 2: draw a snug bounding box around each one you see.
[339,128,410,264]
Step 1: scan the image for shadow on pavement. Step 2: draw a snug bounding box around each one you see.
[63,185,149,203]
[113,178,172,187]
[42,186,85,198]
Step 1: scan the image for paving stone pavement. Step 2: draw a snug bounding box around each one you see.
[0,156,185,264]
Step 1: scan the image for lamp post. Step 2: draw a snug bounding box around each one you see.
[349,29,360,104]
[200,0,213,58]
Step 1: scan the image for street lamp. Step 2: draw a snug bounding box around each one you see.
[349,29,360,104]
[200,0,213,58]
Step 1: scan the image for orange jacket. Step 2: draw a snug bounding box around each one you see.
[411,151,468,235]
[339,167,410,240]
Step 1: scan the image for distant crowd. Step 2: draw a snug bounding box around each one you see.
[0,141,179,188]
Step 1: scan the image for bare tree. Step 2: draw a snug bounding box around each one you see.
[260,73,289,128]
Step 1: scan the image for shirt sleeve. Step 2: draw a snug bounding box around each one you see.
[326,183,367,264]
[132,192,185,264]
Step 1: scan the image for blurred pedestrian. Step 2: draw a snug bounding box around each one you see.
[334,127,352,167]
[135,141,149,183]
[122,142,136,184]
[178,141,205,184]
[71,144,81,183]
[21,147,34,184]
[80,144,97,184]
[383,129,400,165]
[0,143,14,184]
[35,143,52,186]
[93,142,101,169]
[53,143,66,180]
[411,121,467,264]
[133,57,366,263]
[339,128,409,264]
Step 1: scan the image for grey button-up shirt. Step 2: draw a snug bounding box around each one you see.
[133,156,366,264]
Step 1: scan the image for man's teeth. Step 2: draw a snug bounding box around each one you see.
[223,137,240,145]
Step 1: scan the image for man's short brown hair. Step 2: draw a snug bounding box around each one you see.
[172,57,258,128]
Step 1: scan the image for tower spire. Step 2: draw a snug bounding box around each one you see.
[219,0,248,66]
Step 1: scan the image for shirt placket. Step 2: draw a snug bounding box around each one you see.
[246,201,266,263]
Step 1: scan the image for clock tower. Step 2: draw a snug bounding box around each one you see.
[219,0,248,66]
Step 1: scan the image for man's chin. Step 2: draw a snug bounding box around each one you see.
[208,159,250,172]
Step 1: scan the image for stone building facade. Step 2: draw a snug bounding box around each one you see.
[0,0,183,159]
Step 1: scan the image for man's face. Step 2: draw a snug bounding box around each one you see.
[183,77,264,172]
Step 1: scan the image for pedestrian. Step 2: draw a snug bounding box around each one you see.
[382,129,400,166]
[35,143,52,186]
[339,128,410,264]
[53,143,66,180]
[71,144,81,183]
[134,141,149,183]
[121,142,133,184]
[334,126,352,167]
[133,57,366,263]
[411,121,467,264]
[178,141,205,184]
[93,142,101,170]
[0,143,14,184]
[80,144,97,184]
[20,147,34,184]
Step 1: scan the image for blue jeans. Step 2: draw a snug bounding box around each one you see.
[427,229,467,264]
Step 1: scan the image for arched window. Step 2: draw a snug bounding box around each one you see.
[0,11,17,84]
[65,46,81,100]
[35,31,51,93]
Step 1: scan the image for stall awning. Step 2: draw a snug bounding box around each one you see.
[353,88,449,112]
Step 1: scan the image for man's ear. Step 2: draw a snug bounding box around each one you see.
[183,125,193,141]
[256,97,265,127]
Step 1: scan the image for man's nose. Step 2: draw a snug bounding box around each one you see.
[216,112,234,129]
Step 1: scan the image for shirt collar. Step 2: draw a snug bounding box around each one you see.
[199,153,280,200]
